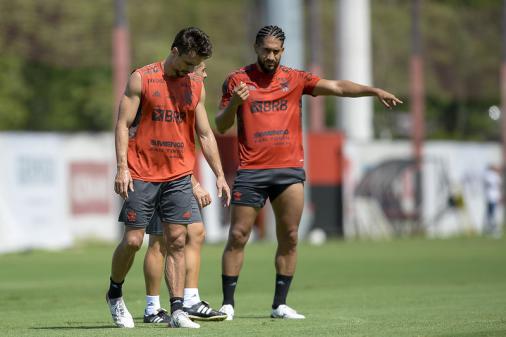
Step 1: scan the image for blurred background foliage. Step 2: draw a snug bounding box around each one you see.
[0,0,502,140]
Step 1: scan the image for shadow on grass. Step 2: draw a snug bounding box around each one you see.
[436,330,506,337]
[31,320,172,330]
[235,315,286,320]
[31,325,116,330]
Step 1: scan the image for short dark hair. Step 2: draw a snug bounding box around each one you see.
[255,25,286,46]
[171,27,212,58]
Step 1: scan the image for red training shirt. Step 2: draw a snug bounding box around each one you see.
[127,61,203,182]
[220,64,320,170]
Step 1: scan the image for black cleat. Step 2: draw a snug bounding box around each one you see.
[183,301,228,321]
[143,308,171,323]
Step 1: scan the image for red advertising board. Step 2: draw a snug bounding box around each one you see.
[70,162,111,215]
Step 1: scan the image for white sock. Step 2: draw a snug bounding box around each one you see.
[145,295,160,315]
[183,288,200,307]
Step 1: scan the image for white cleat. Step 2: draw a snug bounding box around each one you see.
[168,309,200,328]
[271,305,305,319]
[219,304,235,321]
[106,296,135,328]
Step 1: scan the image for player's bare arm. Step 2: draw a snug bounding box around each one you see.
[215,81,249,133]
[191,175,211,208]
[114,71,141,199]
[312,79,403,108]
[195,86,231,206]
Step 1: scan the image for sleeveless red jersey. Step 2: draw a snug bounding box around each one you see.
[127,61,203,182]
[219,64,320,169]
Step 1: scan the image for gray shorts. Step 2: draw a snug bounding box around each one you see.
[118,175,193,227]
[146,197,202,235]
[231,168,305,208]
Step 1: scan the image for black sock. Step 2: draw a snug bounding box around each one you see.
[272,274,293,309]
[107,277,124,300]
[222,274,239,306]
[170,297,184,313]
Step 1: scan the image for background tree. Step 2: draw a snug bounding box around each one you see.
[0,0,502,140]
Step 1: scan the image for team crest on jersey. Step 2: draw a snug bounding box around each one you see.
[280,79,289,92]
[153,90,161,97]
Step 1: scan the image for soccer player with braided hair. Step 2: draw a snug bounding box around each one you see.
[216,25,402,320]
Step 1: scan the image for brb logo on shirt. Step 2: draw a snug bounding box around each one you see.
[152,108,187,124]
[250,99,288,113]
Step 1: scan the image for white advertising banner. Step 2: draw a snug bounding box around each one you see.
[0,132,118,254]
[343,140,502,239]
[0,133,71,253]
[1,132,501,252]
[64,133,119,241]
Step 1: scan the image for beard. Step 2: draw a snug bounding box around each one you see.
[257,57,279,74]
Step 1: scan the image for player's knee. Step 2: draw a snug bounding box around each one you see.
[283,229,299,248]
[189,226,206,246]
[229,227,250,247]
[123,235,143,251]
[195,229,206,246]
[167,235,186,252]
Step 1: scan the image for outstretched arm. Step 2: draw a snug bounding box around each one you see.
[312,79,403,108]
[114,71,141,199]
[195,86,231,206]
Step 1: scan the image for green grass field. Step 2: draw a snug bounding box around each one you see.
[1,237,506,337]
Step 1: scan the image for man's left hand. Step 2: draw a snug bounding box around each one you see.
[216,176,231,207]
[375,89,403,108]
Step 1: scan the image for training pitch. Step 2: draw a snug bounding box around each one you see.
[1,236,505,337]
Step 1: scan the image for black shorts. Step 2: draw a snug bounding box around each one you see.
[118,175,193,227]
[146,197,202,235]
[231,168,305,208]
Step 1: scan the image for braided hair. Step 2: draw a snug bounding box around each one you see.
[255,25,285,46]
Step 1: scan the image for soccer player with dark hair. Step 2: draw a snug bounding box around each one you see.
[141,63,227,324]
[106,27,230,329]
[216,25,402,320]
